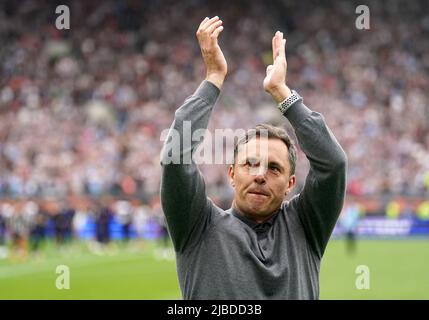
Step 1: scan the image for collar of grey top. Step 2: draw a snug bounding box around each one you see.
[229,206,280,231]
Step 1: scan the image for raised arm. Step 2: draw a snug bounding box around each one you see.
[159,16,227,253]
[265,32,347,258]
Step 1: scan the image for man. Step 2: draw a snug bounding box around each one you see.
[114,199,134,242]
[340,200,361,255]
[160,16,347,299]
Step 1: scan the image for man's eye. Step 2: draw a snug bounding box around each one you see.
[246,160,258,167]
[270,166,280,172]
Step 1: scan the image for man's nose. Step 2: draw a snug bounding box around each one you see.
[254,173,266,184]
[252,166,267,184]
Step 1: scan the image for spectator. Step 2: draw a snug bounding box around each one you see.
[114,199,133,242]
[340,201,361,255]
[94,200,113,245]
[0,206,8,258]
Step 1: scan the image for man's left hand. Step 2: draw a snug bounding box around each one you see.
[263,31,292,103]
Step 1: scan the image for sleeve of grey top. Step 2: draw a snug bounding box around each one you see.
[285,100,348,259]
[160,80,220,253]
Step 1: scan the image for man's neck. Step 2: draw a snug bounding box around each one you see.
[232,201,279,224]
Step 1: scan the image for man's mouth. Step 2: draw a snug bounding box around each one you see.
[248,190,269,197]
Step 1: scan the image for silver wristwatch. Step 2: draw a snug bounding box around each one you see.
[277,90,303,114]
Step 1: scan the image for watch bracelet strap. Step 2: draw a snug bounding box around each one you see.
[278,90,303,114]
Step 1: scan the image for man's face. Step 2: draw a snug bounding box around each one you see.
[228,137,296,220]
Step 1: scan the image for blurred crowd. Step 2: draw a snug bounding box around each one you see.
[0,197,169,259]
[0,0,428,215]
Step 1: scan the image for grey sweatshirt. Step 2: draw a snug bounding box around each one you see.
[160,80,347,299]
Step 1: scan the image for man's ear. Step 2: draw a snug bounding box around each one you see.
[228,165,235,187]
[285,174,296,195]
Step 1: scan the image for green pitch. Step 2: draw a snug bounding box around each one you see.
[0,239,428,299]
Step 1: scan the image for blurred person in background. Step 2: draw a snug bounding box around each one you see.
[149,197,169,248]
[24,200,47,255]
[114,199,134,243]
[62,203,76,245]
[72,202,90,240]
[133,202,150,238]
[7,203,29,261]
[156,213,170,249]
[52,203,66,246]
[132,201,150,248]
[0,206,8,259]
[29,208,47,255]
[52,201,76,247]
[94,200,113,247]
[340,200,361,255]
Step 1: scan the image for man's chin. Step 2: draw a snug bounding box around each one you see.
[246,203,271,216]
[235,198,273,217]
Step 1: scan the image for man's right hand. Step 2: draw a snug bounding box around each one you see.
[196,16,227,89]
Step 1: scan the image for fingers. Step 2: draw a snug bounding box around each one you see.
[266,65,274,76]
[200,16,220,31]
[272,31,281,61]
[197,16,223,40]
[199,17,209,28]
[211,25,224,39]
[279,38,287,60]
[206,19,223,35]
[272,31,286,61]
[272,34,276,61]
[272,32,278,61]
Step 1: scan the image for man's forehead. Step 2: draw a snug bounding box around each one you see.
[236,138,289,162]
